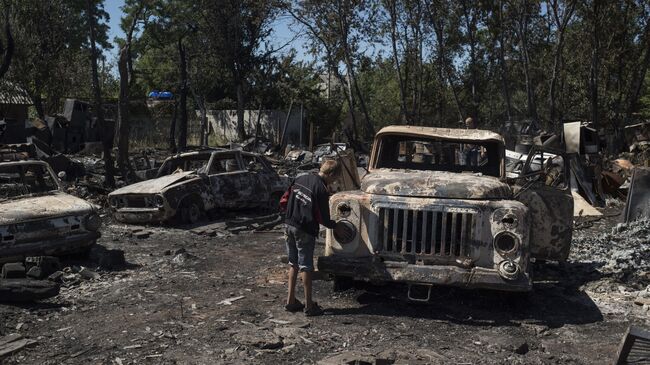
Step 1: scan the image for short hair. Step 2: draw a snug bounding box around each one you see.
[320,159,341,177]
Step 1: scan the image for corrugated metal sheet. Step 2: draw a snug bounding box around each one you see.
[0,81,32,105]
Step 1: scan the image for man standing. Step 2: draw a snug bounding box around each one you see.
[284,159,340,316]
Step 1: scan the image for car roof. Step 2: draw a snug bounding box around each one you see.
[376,125,505,143]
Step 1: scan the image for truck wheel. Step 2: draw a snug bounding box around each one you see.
[179,197,202,224]
[332,276,354,292]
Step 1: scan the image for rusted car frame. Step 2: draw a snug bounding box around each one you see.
[0,160,101,261]
[318,126,573,295]
[109,150,288,224]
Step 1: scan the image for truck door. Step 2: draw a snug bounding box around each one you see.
[515,146,573,261]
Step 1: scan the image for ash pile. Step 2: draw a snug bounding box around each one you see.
[570,219,650,291]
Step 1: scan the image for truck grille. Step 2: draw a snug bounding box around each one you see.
[378,208,474,257]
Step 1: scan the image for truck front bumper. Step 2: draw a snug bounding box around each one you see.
[317,255,532,292]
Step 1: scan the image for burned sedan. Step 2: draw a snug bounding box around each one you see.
[109,149,289,224]
[0,156,101,261]
[318,126,573,296]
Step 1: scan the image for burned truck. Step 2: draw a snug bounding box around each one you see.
[0,145,101,261]
[318,126,573,296]
[109,149,289,224]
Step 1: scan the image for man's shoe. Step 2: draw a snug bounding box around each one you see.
[285,299,305,312]
[304,302,324,317]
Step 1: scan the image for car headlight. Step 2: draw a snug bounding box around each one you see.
[494,231,519,255]
[154,194,165,207]
[85,213,102,231]
[333,220,356,244]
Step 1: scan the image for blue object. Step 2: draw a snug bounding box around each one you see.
[158,91,174,100]
[148,90,159,98]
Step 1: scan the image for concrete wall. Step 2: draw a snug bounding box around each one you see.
[205,109,306,145]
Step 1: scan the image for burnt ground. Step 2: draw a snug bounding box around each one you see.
[1,208,649,365]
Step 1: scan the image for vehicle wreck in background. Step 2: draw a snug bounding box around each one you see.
[108,149,289,224]
[318,126,573,295]
[0,145,101,261]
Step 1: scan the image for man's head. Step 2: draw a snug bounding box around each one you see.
[318,159,341,184]
[465,117,476,129]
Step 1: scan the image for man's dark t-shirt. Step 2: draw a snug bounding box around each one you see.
[285,173,336,236]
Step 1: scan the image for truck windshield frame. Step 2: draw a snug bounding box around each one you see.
[373,135,503,177]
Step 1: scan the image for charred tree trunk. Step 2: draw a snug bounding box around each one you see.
[589,1,600,129]
[516,5,538,122]
[87,0,115,187]
[177,38,188,151]
[191,87,208,146]
[548,0,575,128]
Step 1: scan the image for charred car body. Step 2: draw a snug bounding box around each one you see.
[109,149,289,224]
[0,145,101,261]
[318,126,573,295]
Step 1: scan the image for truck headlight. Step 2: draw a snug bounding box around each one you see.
[336,202,352,218]
[333,220,356,244]
[109,197,118,208]
[154,194,165,207]
[494,231,519,255]
[85,213,102,231]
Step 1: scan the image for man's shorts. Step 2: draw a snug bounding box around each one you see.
[285,225,316,272]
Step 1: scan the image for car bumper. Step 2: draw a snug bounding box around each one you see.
[0,231,100,261]
[113,208,172,223]
[317,255,532,292]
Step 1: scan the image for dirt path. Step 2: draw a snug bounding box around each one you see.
[0,218,648,364]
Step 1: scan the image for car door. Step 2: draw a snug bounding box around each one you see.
[238,153,271,207]
[207,152,246,209]
[515,146,574,261]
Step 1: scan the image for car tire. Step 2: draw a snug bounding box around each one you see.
[179,197,202,224]
[267,192,283,213]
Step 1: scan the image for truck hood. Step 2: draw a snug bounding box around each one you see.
[110,171,196,195]
[361,169,512,199]
[0,192,95,225]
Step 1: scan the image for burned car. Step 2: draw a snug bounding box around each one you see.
[109,149,289,224]
[0,148,101,261]
[318,126,573,296]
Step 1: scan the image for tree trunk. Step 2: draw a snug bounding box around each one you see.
[589,1,600,129]
[86,0,115,187]
[236,78,246,141]
[168,100,178,152]
[116,46,132,182]
[386,0,409,124]
[0,7,13,79]
[177,38,188,150]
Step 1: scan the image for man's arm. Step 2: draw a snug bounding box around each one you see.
[313,186,336,229]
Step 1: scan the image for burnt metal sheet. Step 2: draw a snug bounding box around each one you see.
[624,167,650,223]
[376,125,505,143]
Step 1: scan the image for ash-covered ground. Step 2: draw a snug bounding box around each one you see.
[0,207,648,364]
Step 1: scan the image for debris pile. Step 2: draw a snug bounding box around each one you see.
[571,219,650,290]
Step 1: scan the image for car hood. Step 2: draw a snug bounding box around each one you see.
[361,169,512,199]
[0,192,95,225]
[110,171,197,195]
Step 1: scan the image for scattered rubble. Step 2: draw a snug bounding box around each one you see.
[571,219,650,290]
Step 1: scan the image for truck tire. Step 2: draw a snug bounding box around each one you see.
[0,279,60,302]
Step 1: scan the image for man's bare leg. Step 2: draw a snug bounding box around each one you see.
[287,266,298,305]
[301,271,313,308]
